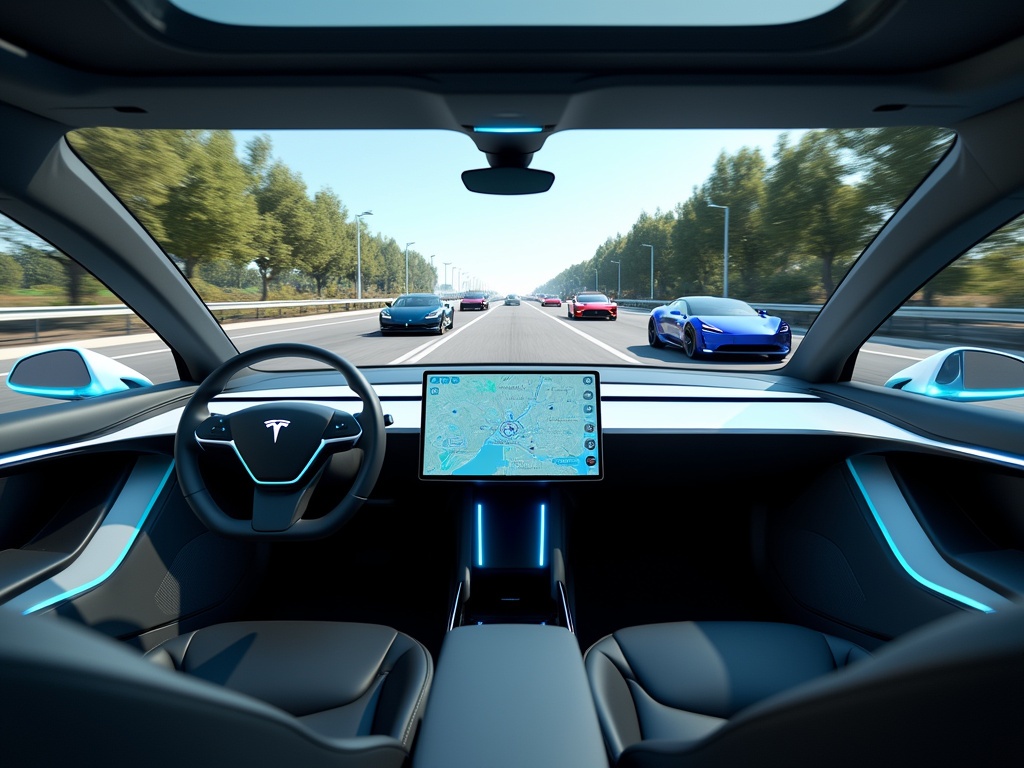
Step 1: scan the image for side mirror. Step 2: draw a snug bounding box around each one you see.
[884,347,1024,402]
[6,347,153,400]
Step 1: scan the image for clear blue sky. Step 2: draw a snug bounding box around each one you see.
[233,129,797,295]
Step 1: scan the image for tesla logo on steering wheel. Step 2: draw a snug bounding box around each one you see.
[264,419,291,443]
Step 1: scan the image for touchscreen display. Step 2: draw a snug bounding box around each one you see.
[420,370,602,479]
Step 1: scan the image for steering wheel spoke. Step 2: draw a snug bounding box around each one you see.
[251,465,325,532]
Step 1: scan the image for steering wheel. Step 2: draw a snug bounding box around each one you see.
[174,343,386,539]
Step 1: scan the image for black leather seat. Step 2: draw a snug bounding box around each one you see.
[1,611,432,768]
[585,611,1024,767]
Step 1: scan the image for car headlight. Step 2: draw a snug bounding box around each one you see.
[426,308,442,318]
[380,308,391,318]
[778,322,790,333]
[699,321,724,333]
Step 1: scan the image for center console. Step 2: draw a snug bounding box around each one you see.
[412,624,608,768]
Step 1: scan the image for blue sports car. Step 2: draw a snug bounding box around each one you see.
[380,293,454,335]
[648,296,791,360]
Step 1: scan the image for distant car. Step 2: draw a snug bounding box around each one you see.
[567,292,617,321]
[460,290,489,311]
[541,295,562,307]
[380,293,454,335]
[648,296,790,360]
[505,294,521,306]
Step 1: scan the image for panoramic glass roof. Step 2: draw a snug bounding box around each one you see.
[169,0,848,28]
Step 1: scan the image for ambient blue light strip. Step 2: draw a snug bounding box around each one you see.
[22,457,175,615]
[473,126,543,134]
[476,503,484,567]
[846,458,997,613]
[539,504,546,567]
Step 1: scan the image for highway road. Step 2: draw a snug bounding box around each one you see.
[0,299,1019,415]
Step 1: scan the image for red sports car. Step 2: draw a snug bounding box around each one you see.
[541,295,562,307]
[460,291,489,311]
[567,292,617,320]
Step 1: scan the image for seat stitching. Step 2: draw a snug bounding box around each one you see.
[401,645,432,748]
[176,630,199,671]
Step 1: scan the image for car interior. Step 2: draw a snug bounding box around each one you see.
[0,1,1023,767]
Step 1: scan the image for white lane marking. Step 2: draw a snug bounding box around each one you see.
[526,303,644,365]
[230,316,373,340]
[389,311,493,365]
[112,348,174,360]
[860,348,929,361]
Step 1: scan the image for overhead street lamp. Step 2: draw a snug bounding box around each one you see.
[708,202,730,298]
[355,210,372,299]
[611,260,621,297]
[641,244,654,299]
[405,241,415,294]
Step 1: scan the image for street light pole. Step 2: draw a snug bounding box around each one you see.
[405,241,415,294]
[708,202,730,298]
[443,262,451,293]
[355,210,372,299]
[611,260,621,297]
[642,244,654,299]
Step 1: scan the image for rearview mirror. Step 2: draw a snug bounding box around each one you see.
[461,167,555,195]
[884,347,1024,402]
[6,347,153,400]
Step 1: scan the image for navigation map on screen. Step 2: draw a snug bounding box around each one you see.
[420,370,602,479]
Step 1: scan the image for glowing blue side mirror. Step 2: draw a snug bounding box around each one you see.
[6,347,152,400]
[884,347,1024,402]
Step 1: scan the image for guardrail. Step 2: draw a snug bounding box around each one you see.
[0,298,397,344]
[1,298,1022,350]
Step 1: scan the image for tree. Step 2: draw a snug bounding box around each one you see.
[161,131,258,280]
[0,252,23,291]
[247,151,314,301]
[300,189,350,297]
[764,131,866,298]
[838,127,954,224]
[67,128,189,242]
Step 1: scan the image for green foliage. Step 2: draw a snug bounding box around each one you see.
[163,131,260,279]
[0,253,23,291]
[68,128,189,242]
[10,245,63,287]
[199,258,261,291]
[301,189,350,297]
[546,127,952,304]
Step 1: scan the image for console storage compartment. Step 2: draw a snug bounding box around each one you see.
[413,623,608,768]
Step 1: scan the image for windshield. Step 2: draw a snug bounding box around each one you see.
[684,297,758,316]
[52,126,953,374]
[394,296,441,308]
